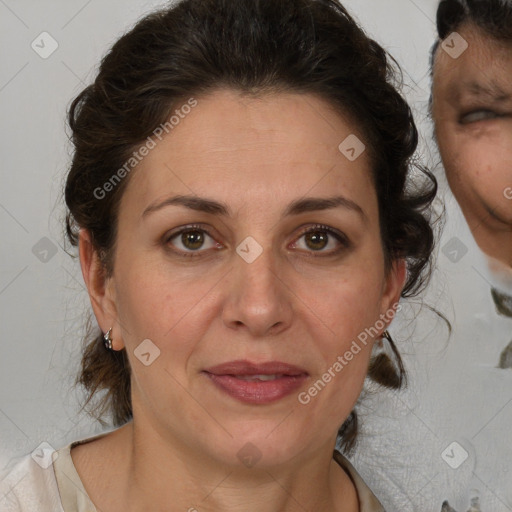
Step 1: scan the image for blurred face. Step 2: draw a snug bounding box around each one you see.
[432,23,512,266]
[102,89,403,469]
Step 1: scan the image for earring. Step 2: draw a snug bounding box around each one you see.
[381,331,403,372]
[103,327,113,350]
[382,330,392,344]
[368,330,406,389]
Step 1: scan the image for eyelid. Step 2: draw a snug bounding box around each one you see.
[164,223,221,257]
[459,108,506,124]
[164,223,217,241]
[164,223,350,257]
[291,223,350,253]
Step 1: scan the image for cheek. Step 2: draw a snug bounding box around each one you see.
[442,134,512,200]
[114,259,210,353]
[329,277,383,335]
[309,261,386,363]
[113,229,387,371]
[435,123,464,180]
[300,291,378,425]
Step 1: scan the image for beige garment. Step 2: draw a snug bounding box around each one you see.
[0,432,384,512]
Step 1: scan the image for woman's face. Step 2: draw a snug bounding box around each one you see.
[432,23,512,264]
[94,89,404,468]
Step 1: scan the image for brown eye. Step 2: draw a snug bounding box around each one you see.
[165,225,221,257]
[180,230,205,250]
[292,225,350,256]
[304,230,329,251]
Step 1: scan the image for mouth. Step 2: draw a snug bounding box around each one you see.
[231,374,291,381]
[202,360,309,404]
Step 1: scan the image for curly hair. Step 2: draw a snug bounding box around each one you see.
[64,0,437,454]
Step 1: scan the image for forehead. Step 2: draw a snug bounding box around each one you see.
[121,89,376,217]
[434,23,512,98]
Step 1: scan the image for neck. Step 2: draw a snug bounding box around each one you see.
[110,419,358,512]
[473,227,512,270]
[465,209,512,270]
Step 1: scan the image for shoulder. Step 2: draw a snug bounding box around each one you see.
[0,428,116,512]
[0,449,64,512]
[333,450,386,512]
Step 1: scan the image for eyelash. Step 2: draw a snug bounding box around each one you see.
[459,109,506,124]
[163,223,350,259]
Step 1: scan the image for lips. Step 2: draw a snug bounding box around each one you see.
[204,360,308,377]
[202,360,308,404]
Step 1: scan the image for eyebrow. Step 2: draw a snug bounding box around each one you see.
[457,80,511,103]
[141,194,367,222]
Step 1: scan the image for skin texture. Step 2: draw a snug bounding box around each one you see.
[76,88,405,512]
[432,22,512,268]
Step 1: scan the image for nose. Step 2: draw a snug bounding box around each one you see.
[221,241,293,338]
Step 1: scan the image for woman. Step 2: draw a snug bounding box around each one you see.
[431,0,512,323]
[428,1,512,509]
[432,0,512,354]
[0,0,436,510]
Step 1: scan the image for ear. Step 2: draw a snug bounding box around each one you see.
[379,258,407,327]
[78,228,123,349]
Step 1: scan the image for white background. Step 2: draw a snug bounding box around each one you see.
[0,1,511,511]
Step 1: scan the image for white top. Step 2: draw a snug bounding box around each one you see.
[0,429,385,512]
[348,200,512,511]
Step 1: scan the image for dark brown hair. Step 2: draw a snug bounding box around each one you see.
[430,0,512,72]
[64,0,437,454]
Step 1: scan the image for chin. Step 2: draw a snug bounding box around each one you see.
[207,426,308,470]
[482,199,512,227]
